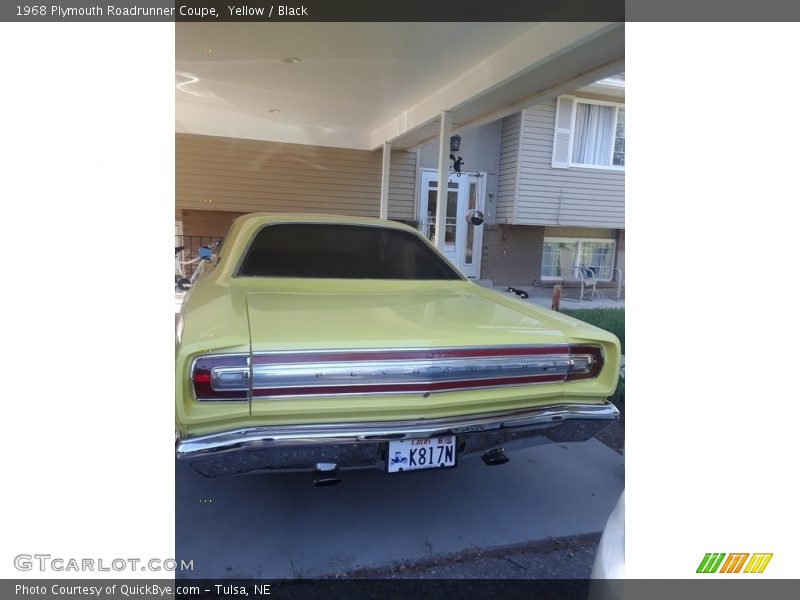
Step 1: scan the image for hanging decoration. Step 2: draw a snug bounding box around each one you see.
[500,222,511,255]
[450,154,465,176]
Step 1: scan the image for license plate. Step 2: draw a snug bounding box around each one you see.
[386,436,457,473]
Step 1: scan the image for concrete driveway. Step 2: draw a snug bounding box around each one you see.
[176,438,623,579]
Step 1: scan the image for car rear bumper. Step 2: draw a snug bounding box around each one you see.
[176,402,619,477]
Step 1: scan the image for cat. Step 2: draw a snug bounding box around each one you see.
[551,284,562,311]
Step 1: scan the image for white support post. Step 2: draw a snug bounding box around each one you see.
[434,111,453,250]
[379,142,391,220]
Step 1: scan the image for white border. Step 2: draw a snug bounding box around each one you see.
[0,23,175,579]
[627,23,800,578]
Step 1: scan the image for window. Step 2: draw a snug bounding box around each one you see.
[541,240,578,279]
[612,107,625,167]
[541,238,616,282]
[552,96,625,170]
[238,223,463,280]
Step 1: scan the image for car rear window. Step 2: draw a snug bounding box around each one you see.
[237,223,463,280]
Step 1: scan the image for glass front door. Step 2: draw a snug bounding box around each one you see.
[418,170,484,278]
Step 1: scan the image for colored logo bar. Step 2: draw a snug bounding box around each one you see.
[697,553,772,574]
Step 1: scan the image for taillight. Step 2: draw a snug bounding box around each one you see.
[190,345,604,401]
[566,345,604,381]
[248,347,573,397]
[191,355,249,401]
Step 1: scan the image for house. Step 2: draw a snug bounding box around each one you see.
[413,75,625,288]
[175,23,624,288]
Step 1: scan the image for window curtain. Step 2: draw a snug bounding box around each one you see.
[571,103,614,165]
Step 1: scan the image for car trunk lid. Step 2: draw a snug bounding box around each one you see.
[237,282,578,421]
[245,285,567,352]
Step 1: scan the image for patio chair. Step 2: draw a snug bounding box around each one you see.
[582,266,604,300]
[559,248,599,302]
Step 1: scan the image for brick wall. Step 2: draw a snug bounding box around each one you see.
[178,209,246,238]
[480,225,545,287]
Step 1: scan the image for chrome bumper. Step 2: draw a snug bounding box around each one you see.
[176,402,619,477]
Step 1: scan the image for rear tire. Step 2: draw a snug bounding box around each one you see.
[177,278,192,291]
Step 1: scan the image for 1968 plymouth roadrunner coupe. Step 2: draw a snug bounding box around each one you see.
[175,213,620,483]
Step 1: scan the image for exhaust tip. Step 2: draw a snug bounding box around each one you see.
[313,477,341,487]
[481,449,510,466]
[313,462,341,487]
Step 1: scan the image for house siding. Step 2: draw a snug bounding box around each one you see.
[496,113,521,222]
[176,133,416,222]
[496,99,624,229]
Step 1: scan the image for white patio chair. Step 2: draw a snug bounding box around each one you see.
[559,248,599,302]
[582,266,604,300]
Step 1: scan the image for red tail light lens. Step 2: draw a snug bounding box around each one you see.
[191,355,249,401]
[566,345,604,381]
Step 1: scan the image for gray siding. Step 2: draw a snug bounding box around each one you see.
[496,113,521,221]
[416,121,503,225]
[176,133,416,220]
[497,100,624,229]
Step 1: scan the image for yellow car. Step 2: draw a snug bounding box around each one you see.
[175,213,620,484]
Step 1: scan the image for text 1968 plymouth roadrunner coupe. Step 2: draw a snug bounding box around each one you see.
[175,213,620,484]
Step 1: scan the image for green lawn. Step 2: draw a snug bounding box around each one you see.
[560,308,625,355]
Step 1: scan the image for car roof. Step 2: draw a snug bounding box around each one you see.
[231,212,418,233]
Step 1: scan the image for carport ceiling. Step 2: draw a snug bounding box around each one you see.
[176,22,624,151]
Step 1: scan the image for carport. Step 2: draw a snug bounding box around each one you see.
[175,22,624,276]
